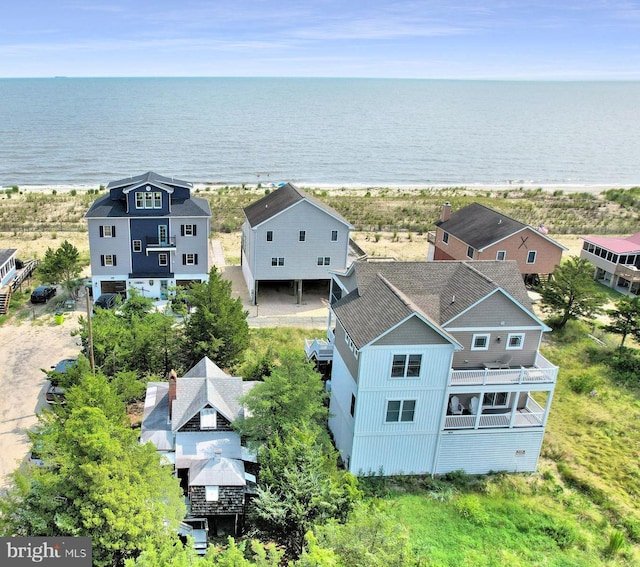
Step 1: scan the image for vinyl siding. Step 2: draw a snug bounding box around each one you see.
[88,218,131,276]
[373,315,450,346]
[174,218,210,275]
[435,429,544,474]
[334,323,360,380]
[328,350,356,465]
[249,200,350,280]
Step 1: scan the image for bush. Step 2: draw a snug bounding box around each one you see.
[452,495,489,526]
[568,368,601,394]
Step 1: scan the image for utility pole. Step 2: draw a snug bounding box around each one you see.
[85,290,95,374]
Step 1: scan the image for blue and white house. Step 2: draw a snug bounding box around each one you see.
[0,249,18,288]
[241,183,353,304]
[85,172,211,299]
[306,260,558,476]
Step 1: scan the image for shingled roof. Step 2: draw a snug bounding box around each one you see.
[332,260,535,348]
[435,203,531,250]
[243,183,351,228]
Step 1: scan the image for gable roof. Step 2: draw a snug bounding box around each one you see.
[582,231,640,254]
[332,260,537,348]
[435,202,567,251]
[106,171,191,191]
[188,456,246,487]
[243,183,351,228]
[171,357,256,432]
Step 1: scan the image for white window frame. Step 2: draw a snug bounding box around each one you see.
[132,240,142,253]
[205,485,219,501]
[153,192,162,209]
[471,333,490,351]
[496,250,506,261]
[299,230,306,242]
[390,354,422,378]
[344,331,359,359]
[271,257,284,267]
[104,254,115,267]
[442,232,449,244]
[317,256,331,266]
[185,253,196,265]
[385,399,416,423]
[467,245,474,259]
[183,224,195,236]
[158,253,168,267]
[506,333,525,350]
[102,225,114,238]
[200,408,217,430]
[266,230,273,242]
[483,392,510,409]
[527,250,537,264]
[135,193,144,209]
[331,230,338,242]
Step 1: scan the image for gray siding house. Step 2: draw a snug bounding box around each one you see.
[241,183,352,304]
[85,172,211,299]
[141,357,258,535]
[306,260,557,476]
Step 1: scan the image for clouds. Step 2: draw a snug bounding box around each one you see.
[1,1,639,78]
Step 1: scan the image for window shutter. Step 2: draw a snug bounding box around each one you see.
[194,254,198,265]
[100,255,105,266]
[181,225,185,236]
[193,225,197,236]
[111,226,116,237]
[99,226,103,237]
[182,254,186,265]
[113,255,117,266]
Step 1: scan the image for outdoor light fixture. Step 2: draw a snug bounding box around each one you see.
[496,336,502,343]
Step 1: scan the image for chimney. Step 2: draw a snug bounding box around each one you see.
[168,369,177,420]
[441,202,452,222]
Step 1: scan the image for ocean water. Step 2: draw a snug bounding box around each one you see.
[0,77,639,188]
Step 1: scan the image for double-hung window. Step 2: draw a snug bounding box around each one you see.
[181,224,197,236]
[101,254,116,267]
[100,225,116,238]
[317,257,331,266]
[331,230,338,242]
[132,240,142,253]
[386,400,416,423]
[391,354,422,378]
[299,230,306,242]
[266,231,273,242]
[467,245,474,259]
[159,253,168,267]
[271,257,285,266]
[182,253,198,265]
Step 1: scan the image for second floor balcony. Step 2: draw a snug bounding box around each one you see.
[449,353,557,387]
[146,236,176,250]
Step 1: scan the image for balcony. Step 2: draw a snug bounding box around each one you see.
[444,395,545,430]
[427,231,436,245]
[304,338,333,362]
[449,353,557,386]
[146,236,176,251]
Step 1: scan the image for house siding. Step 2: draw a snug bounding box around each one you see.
[435,429,544,474]
[333,322,360,380]
[88,218,131,276]
[175,218,211,276]
[190,485,245,516]
[250,200,350,281]
[328,350,356,466]
[373,316,450,346]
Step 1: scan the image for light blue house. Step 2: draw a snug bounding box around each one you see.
[0,249,18,288]
[307,260,558,476]
[241,183,352,304]
[85,172,211,299]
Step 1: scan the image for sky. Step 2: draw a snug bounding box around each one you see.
[1,1,639,79]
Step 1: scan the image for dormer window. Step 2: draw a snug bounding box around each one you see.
[135,191,163,209]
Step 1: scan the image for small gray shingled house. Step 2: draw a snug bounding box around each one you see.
[306,260,558,476]
[85,171,211,300]
[241,183,353,304]
[141,357,258,535]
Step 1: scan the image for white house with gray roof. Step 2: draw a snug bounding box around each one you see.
[306,260,558,476]
[85,171,211,300]
[141,357,258,534]
[241,183,352,304]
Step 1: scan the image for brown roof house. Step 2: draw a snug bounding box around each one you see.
[140,357,258,536]
[241,183,353,304]
[429,203,567,283]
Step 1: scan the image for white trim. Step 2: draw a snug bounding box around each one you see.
[496,250,506,261]
[471,333,490,350]
[477,226,568,252]
[250,199,353,230]
[506,332,525,350]
[446,325,541,332]
[526,250,537,264]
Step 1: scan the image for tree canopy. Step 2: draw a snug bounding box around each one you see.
[182,267,249,370]
[539,256,607,329]
[604,295,640,348]
[37,239,83,295]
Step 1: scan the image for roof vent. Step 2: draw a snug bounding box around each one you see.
[451,295,455,304]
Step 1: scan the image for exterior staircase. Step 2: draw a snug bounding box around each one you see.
[0,287,11,315]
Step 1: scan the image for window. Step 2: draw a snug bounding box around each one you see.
[100,254,117,267]
[271,257,285,266]
[386,400,416,423]
[506,333,525,350]
[182,253,198,265]
[145,192,154,209]
[200,408,216,429]
[496,250,506,261]
[266,230,273,242]
[467,246,474,259]
[136,193,144,209]
[483,392,509,408]
[181,224,197,236]
[350,394,356,417]
[205,486,219,501]
[442,232,449,244]
[317,257,331,266]
[344,332,359,358]
[391,354,422,378]
[132,240,142,253]
[527,250,537,264]
[471,334,490,350]
[154,192,162,208]
[299,230,306,242]
[136,191,163,209]
[159,253,168,266]
[100,225,115,238]
[331,230,338,242]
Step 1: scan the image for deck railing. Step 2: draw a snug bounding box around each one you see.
[304,338,333,362]
[444,396,545,430]
[449,354,557,386]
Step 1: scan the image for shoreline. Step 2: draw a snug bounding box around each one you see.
[2,181,638,196]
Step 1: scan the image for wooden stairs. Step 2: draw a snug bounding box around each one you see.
[0,287,12,315]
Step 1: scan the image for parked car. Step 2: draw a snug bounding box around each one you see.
[30,285,57,304]
[44,358,77,405]
[93,293,119,312]
[45,383,66,404]
[26,449,46,467]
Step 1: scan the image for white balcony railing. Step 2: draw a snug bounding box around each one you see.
[444,395,545,430]
[449,353,557,386]
[304,338,333,362]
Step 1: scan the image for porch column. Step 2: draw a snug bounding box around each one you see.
[508,391,519,428]
[542,389,554,428]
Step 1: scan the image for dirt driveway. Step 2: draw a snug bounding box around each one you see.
[0,304,82,490]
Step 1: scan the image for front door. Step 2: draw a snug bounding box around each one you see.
[160,280,168,300]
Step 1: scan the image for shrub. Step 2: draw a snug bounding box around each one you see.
[374,233,382,242]
[70,189,77,196]
[452,495,489,526]
[568,368,601,394]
